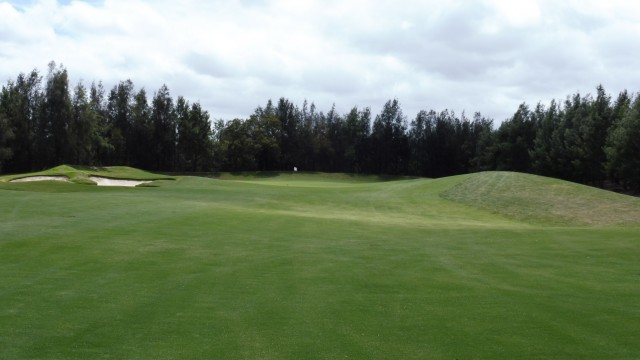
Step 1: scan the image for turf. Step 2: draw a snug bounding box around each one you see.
[441,171,640,226]
[0,169,639,359]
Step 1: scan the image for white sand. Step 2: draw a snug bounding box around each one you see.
[8,175,152,187]
[89,176,152,187]
[10,176,69,183]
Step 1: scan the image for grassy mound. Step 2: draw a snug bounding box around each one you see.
[0,165,173,188]
[441,171,640,226]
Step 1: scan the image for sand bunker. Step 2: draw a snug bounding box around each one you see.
[8,175,151,187]
[10,176,69,183]
[89,176,152,187]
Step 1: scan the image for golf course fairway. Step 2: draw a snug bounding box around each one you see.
[1,167,639,359]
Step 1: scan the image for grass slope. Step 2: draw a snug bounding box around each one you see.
[441,171,640,226]
[0,169,638,359]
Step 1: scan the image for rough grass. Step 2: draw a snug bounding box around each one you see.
[441,171,640,226]
[1,169,639,359]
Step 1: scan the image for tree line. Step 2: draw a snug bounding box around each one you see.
[1,63,640,191]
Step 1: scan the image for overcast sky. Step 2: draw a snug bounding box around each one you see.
[1,0,640,123]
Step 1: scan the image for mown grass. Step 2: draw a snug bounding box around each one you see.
[441,171,640,226]
[0,170,639,359]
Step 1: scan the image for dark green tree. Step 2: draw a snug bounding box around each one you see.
[555,93,591,181]
[210,119,226,170]
[408,110,434,176]
[492,103,535,172]
[0,105,13,171]
[580,85,612,185]
[430,110,461,177]
[70,81,102,165]
[342,106,371,173]
[175,96,190,170]
[150,84,177,170]
[311,109,336,172]
[276,97,301,169]
[2,70,42,172]
[466,112,494,173]
[611,90,632,125]
[106,80,134,165]
[371,99,409,174]
[250,112,281,171]
[297,100,316,170]
[530,100,560,176]
[89,81,112,165]
[605,93,640,190]
[218,118,257,171]
[177,98,213,171]
[129,88,153,169]
[38,62,73,167]
[325,104,344,171]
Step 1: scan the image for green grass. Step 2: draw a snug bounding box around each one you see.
[441,171,640,226]
[1,169,639,359]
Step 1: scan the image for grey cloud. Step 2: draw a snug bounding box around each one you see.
[301,67,366,95]
[556,7,608,33]
[345,3,527,82]
[184,52,239,79]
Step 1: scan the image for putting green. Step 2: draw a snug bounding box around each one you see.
[1,168,638,359]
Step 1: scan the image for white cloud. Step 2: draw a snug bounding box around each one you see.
[1,0,640,122]
[485,0,542,27]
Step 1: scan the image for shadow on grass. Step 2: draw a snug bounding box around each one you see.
[162,170,420,182]
[0,181,124,193]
